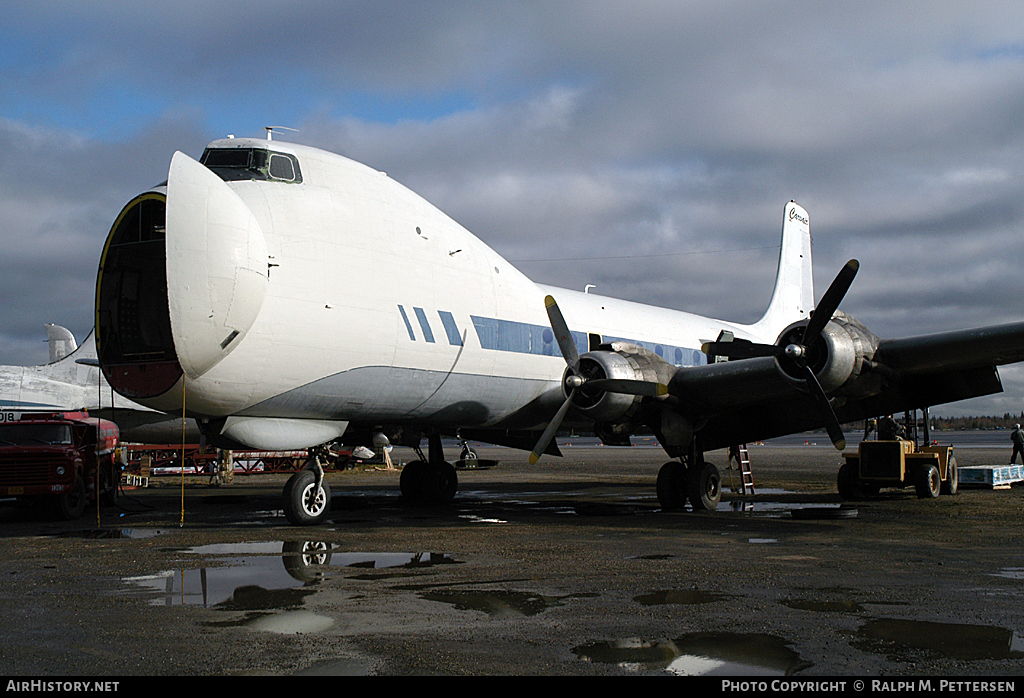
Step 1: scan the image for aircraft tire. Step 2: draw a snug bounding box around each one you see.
[915,462,941,499]
[283,470,332,526]
[55,476,87,521]
[430,461,458,503]
[656,461,687,511]
[687,460,721,511]
[941,456,958,495]
[400,460,457,504]
[400,460,428,501]
[837,462,863,500]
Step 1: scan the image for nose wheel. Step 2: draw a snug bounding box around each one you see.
[283,450,332,525]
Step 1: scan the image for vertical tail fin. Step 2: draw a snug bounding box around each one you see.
[749,201,813,339]
[45,324,78,363]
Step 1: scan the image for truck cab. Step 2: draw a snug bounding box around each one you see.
[0,412,120,520]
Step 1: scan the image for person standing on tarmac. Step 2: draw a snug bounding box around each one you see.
[1011,424,1024,465]
[878,415,905,441]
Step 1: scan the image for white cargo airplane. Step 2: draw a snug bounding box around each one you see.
[93,135,1024,524]
[0,325,195,442]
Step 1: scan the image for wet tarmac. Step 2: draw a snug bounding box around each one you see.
[1,441,1023,677]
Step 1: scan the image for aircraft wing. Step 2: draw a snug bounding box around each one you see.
[669,320,1024,451]
[872,321,1024,374]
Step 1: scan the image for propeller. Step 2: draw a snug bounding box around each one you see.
[701,259,860,450]
[529,295,667,464]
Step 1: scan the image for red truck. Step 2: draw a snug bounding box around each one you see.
[0,412,120,520]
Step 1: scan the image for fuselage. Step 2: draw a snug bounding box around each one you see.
[96,138,785,448]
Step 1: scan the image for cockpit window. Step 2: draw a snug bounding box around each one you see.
[200,148,302,183]
[269,153,296,181]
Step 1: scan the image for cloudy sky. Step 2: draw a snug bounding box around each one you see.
[3,1,1024,416]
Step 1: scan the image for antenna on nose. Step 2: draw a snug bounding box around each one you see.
[264,126,299,141]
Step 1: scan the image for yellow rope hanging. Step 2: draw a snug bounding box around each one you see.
[180,378,186,527]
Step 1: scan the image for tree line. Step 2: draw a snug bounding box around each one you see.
[929,413,1024,430]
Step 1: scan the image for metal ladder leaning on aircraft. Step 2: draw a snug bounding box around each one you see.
[92,135,1024,525]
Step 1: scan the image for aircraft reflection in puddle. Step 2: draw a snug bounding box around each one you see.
[573,632,811,675]
[122,542,458,607]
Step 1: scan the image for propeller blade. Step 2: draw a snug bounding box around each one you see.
[545,295,579,372]
[797,363,846,450]
[701,340,784,360]
[529,392,575,464]
[802,259,859,344]
[586,378,668,397]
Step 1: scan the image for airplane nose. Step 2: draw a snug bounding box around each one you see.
[165,151,269,379]
[96,152,269,400]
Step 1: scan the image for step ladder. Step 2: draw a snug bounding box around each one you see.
[729,444,755,495]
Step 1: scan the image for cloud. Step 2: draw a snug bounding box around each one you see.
[3,2,1024,417]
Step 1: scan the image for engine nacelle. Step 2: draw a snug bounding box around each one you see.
[565,344,671,424]
[775,311,881,397]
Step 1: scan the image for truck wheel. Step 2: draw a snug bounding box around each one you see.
[915,463,941,499]
[282,470,332,525]
[56,476,87,520]
[941,456,958,495]
[837,462,863,500]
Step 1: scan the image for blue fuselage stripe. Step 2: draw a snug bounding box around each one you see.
[413,307,435,343]
[438,311,464,346]
[397,305,416,340]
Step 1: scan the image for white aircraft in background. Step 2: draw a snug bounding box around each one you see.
[0,324,194,442]
[92,134,1024,524]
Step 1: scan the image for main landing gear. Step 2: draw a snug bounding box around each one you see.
[656,454,722,511]
[400,434,458,505]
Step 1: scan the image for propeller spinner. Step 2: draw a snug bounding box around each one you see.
[701,259,860,450]
[529,296,667,464]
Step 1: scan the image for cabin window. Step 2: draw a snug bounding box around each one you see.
[200,148,303,183]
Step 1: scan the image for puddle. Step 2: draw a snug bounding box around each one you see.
[991,568,1024,580]
[855,619,1024,661]
[246,610,335,635]
[419,590,566,617]
[728,501,857,519]
[122,556,316,607]
[458,514,509,524]
[54,528,170,540]
[185,541,458,571]
[123,542,459,607]
[635,589,737,606]
[748,538,778,544]
[573,632,811,675]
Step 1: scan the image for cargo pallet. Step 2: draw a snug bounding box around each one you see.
[957,464,1024,489]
